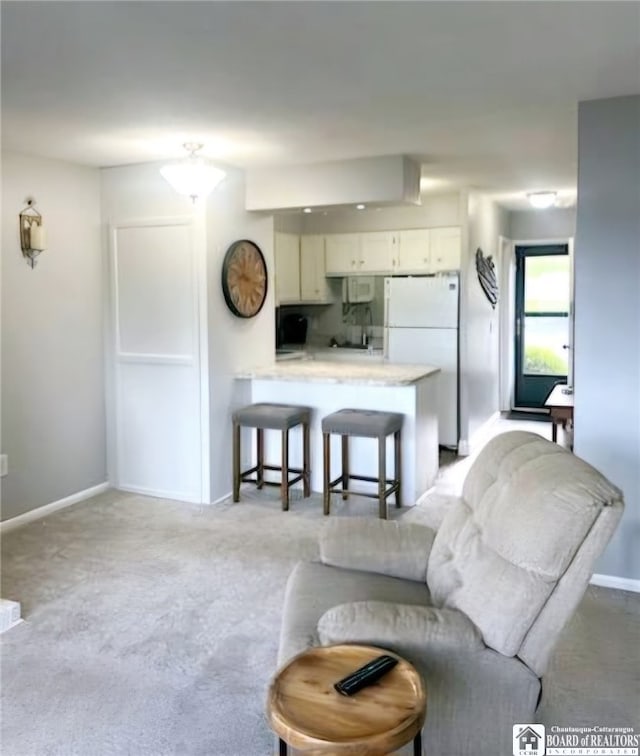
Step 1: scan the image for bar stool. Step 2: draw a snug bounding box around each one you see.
[232,403,311,510]
[322,408,403,519]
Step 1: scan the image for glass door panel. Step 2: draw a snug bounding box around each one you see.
[515,245,570,408]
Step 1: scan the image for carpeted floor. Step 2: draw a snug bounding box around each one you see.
[2,430,639,755]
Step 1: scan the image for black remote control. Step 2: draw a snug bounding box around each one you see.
[334,654,399,696]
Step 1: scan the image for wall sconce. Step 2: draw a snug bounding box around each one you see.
[19,198,47,268]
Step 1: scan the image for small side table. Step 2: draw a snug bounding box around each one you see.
[544,384,574,446]
[267,644,426,756]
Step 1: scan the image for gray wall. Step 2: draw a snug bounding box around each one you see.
[1,153,106,520]
[574,95,640,581]
[510,207,576,240]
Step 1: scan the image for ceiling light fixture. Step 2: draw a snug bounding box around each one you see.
[160,143,226,203]
[356,204,366,210]
[303,207,312,214]
[527,191,557,209]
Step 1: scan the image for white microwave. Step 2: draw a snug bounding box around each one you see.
[342,276,375,303]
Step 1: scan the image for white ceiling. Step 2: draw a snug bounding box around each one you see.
[2,2,639,210]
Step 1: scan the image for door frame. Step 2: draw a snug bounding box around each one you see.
[499,236,574,412]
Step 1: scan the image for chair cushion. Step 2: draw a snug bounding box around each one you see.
[321,409,403,438]
[232,403,310,430]
[426,431,623,658]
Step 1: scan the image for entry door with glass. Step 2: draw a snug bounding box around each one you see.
[514,244,571,409]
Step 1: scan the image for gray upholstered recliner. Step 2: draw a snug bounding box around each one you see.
[277,431,624,756]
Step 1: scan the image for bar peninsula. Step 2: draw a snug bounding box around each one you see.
[235,360,440,506]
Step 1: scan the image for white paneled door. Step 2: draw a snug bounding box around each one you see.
[110,218,209,503]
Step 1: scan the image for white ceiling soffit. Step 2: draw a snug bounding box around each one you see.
[2,1,639,201]
[246,156,421,211]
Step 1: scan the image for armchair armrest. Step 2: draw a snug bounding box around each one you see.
[319,518,435,582]
[318,601,484,654]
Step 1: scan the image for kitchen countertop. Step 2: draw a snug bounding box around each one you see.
[236,360,440,386]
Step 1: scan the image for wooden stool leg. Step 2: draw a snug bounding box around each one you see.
[341,434,349,500]
[303,421,310,498]
[279,738,288,756]
[323,432,331,516]
[233,421,241,502]
[413,729,422,756]
[552,420,558,443]
[256,428,264,490]
[378,435,387,520]
[281,429,289,511]
[394,429,402,508]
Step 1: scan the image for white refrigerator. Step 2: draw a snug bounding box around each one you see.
[384,275,459,448]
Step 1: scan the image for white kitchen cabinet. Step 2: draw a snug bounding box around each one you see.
[325,234,361,275]
[323,226,461,278]
[396,229,431,272]
[430,227,461,272]
[300,235,331,302]
[359,232,396,273]
[274,232,301,304]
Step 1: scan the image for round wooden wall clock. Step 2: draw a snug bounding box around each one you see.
[221,239,268,318]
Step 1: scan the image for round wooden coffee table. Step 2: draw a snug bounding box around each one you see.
[267,644,426,756]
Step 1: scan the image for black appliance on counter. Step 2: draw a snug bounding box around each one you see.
[276,309,308,348]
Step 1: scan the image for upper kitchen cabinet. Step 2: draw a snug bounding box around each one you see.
[430,227,462,272]
[319,226,462,278]
[274,232,301,304]
[274,232,334,304]
[325,231,395,275]
[300,235,332,302]
[396,229,431,273]
[325,234,361,275]
[359,232,396,273]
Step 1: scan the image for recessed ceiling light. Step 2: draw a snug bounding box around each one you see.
[303,207,312,214]
[527,191,557,209]
[356,204,366,210]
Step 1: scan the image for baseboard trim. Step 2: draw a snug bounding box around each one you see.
[116,483,200,504]
[0,482,110,534]
[590,574,640,593]
[212,491,232,505]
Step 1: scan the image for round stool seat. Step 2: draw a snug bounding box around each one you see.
[322,409,403,438]
[267,644,426,755]
[233,403,311,431]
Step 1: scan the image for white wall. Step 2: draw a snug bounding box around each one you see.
[461,193,508,449]
[101,162,274,503]
[509,207,576,241]
[301,192,463,234]
[1,153,105,520]
[574,95,640,582]
[206,171,274,502]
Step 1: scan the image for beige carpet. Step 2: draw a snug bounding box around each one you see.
[2,427,638,755]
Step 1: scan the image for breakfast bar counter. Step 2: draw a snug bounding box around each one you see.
[236,360,440,506]
[236,360,438,386]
